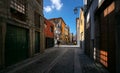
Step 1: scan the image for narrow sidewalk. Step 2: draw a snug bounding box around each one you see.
[76,48,109,73]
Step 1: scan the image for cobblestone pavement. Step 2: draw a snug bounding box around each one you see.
[79,54,109,73]
[12,47,68,73]
[48,48,74,73]
[76,48,109,73]
[0,46,109,73]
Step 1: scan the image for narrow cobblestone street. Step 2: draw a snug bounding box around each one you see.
[0,0,120,73]
[0,46,109,73]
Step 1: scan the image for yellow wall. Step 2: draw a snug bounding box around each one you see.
[79,8,84,41]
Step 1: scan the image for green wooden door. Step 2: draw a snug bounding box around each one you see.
[5,25,28,66]
[35,32,40,53]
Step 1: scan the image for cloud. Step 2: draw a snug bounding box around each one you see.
[44,0,63,13]
[51,5,55,9]
[50,0,63,10]
[44,6,52,13]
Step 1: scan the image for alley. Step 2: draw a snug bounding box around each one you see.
[0,0,120,73]
[0,46,108,73]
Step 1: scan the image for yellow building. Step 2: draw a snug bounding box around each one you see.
[76,18,80,46]
[64,25,70,44]
[79,8,84,49]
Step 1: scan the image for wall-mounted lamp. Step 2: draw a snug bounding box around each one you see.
[73,6,82,14]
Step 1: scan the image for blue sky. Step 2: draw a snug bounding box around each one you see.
[43,0,83,35]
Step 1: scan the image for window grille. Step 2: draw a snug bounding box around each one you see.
[10,0,26,21]
[10,0,26,14]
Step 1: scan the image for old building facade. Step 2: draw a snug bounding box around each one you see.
[49,18,62,45]
[83,0,120,73]
[76,18,80,46]
[0,0,45,69]
[79,8,85,50]
[69,33,73,44]
[94,0,119,72]
[44,18,54,48]
[64,25,70,44]
[60,18,66,44]
[49,17,69,45]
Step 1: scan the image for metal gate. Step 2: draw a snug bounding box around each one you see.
[5,24,28,66]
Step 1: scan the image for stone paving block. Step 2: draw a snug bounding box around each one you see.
[48,48,74,73]
[0,47,109,73]
[78,54,109,73]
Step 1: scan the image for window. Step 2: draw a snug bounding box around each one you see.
[80,20,82,25]
[10,0,26,14]
[34,11,40,28]
[10,0,26,21]
[58,23,61,28]
[44,21,47,28]
[50,26,53,32]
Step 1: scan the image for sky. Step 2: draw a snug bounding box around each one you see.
[43,0,83,35]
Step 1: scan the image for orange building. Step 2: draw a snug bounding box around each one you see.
[44,18,54,48]
[60,18,66,44]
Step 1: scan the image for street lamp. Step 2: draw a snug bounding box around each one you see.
[74,8,78,14]
[73,6,82,14]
